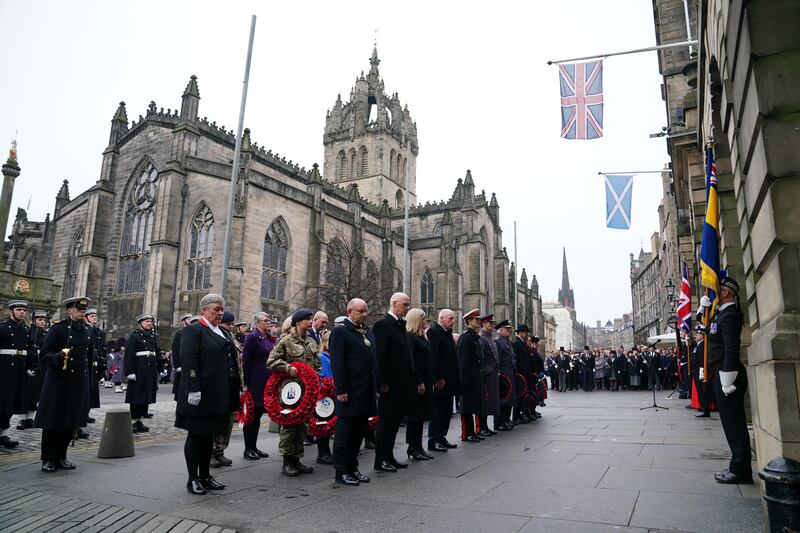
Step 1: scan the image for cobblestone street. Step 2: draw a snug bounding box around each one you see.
[0,390,765,532]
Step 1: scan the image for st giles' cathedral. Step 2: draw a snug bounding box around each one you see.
[2,47,544,339]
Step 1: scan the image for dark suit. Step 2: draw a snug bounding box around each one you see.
[456,328,482,438]
[124,328,161,419]
[427,322,459,445]
[708,304,751,477]
[330,318,378,476]
[373,313,416,465]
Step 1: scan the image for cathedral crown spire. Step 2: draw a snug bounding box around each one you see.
[558,247,575,309]
[369,45,380,77]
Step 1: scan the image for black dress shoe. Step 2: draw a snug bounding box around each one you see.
[440,439,457,449]
[428,442,448,452]
[407,448,429,461]
[243,449,260,460]
[255,449,269,458]
[133,420,149,433]
[462,434,480,443]
[316,454,334,465]
[352,469,370,483]
[487,428,498,435]
[496,424,512,431]
[695,411,711,418]
[41,461,56,473]
[143,413,154,419]
[16,419,33,430]
[187,479,207,495]
[420,449,434,460]
[57,459,76,470]
[335,472,360,486]
[75,429,89,439]
[0,435,19,448]
[478,429,494,437]
[200,476,226,490]
[86,417,96,424]
[374,460,397,472]
[714,471,753,484]
[390,458,408,469]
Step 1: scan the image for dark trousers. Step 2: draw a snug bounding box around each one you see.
[41,428,73,462]
[498,405,512,425]
[405,420,424,451]
[0,414,11,430]
[427,394,452,444]
[242,406,265,451]
[713,370,752,477]
[558,370,567,391]
[374,415,402,464]
[583,370,593,391]
[460,414,476,439]
[212,413,236,457]
[693,373,710,412]
[184,432,213,482]
[130,403,148,420]
[333,415,366,475]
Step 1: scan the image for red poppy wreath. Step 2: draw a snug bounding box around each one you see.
[264,361,320,426]
[236,390,255,427]
[309,377,337,438]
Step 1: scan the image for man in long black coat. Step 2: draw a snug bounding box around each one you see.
[171,314,193,401]
[330,298,378,486]
[82,308,106,436]
[35,297,93,472]
[513,325,533,422]
[372,292,418,472]
[125,313,161,433]
[426,308,460,452]
[0,300,35,447]
[18,311,48,430]
[456,309,482,442]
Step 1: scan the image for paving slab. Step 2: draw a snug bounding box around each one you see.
[629,490,764,533]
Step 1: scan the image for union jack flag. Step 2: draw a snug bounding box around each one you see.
[559,60,603,139]
[676,259,692,332]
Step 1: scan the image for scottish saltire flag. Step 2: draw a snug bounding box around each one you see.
[559,60,603,139]
[699,146,720,312]
[677,260,692,332]
[605,174,633,229]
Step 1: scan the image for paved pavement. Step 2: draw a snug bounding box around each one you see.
[0,388,766,532]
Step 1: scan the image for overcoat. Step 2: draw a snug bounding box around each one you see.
[124,328,160,405]
[373,313,417,417]
[495,336,517,408]
[478,329,500,416]
[407,332,433,421]
[427,322,461,396]
[456,328,482,415]
[0,317,34,416]
[329,318,378,417]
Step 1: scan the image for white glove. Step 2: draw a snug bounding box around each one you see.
[699,368,704,380]
[719,371,737,396]
[26,370,35,377]
[187,391,202,405]
[127,374,136,381]
[175,367,182,373]
[696,296,712,318]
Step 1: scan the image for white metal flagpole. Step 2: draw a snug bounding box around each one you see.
[547,40,697,65]
[403,160,410,294]
[513,221,518,327]
[220,15,257,297]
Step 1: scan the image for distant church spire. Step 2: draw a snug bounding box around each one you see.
[558,247,575,309]
[369,45,380,77]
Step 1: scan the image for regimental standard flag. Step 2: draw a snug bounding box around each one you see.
[604,174,633,229]
[699,145,720,312]
[677,259,692,332]
[559,60,603,139]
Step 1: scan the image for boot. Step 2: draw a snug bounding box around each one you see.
[282,456,300,477]
[294,456,314,474]
[132,420,149,433]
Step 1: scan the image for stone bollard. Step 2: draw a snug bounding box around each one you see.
[758,456,800,533]
[97,408,135,458]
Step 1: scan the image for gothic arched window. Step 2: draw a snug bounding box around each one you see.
[338,150,347,179]
[261,219,289,301]
[117,163,159,294]
[395,189,404,209]
[389,149,396,178]
[349,148,357,179]
[397,153,403,180]
[359,146,368,177]
[65,232,83,297]
[420,269,434,308]
[25,249,37,276]
[186,203,214,290]
[325,238,345,286]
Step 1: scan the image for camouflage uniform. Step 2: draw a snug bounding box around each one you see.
[267,330,320,458]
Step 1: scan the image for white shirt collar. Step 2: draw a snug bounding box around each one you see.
[718,302,736,312]
[388,311,399,321]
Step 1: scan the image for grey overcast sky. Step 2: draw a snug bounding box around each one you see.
[0,0,677,325]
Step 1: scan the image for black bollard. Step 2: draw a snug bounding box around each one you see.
[758,456,800,533]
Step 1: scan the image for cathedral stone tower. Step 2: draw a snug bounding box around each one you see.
[323,46,419,206]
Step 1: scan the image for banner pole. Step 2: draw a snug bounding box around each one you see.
[547,40,697,65]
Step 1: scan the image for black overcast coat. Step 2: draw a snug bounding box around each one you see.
[0,317,34,416]
[329,319,378,418]
[34,320,91,430]
[456,328,482,415]
[124,328,160,405]
[427,322,461,396]
[373,313,417,417]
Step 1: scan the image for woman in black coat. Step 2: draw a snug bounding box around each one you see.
[404,309,434,460]
[175,293,231,496]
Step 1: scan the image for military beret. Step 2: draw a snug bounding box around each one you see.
[221,311,235,324]
[720,276,739,294]
[514,324,531,333]
[291,308,314,326]
[180,313,193,322]
[479,313,495,323]
[85,308,98,316]
[494,319,512,330]
[463,309,481,322]
[63,296,91,309]
[136,313,155,323]
[7,300,29,310]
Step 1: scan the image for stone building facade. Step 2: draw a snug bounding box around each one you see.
[652,0,800,517]
[1,48,543,341]
[542,248,585,350]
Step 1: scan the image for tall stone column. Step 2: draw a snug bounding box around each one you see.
[0,144,21,267]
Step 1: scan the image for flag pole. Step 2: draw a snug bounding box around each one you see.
[597,170,671,175]
[513,221,518,328]
[220,15,257,298]
[547,40,697,65]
